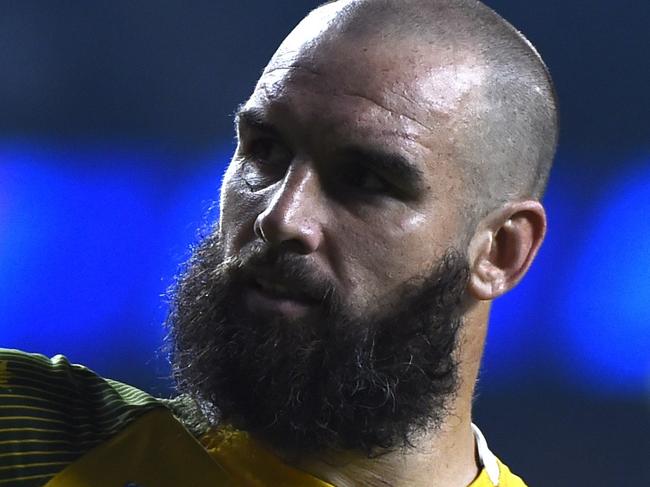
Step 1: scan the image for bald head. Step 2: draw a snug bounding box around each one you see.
[270,0,558,214]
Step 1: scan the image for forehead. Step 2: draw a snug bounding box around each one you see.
[242,31,486,182]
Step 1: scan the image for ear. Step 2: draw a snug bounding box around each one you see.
[466,200,547,301]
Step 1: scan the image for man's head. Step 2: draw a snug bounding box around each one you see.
[168,0,557,455]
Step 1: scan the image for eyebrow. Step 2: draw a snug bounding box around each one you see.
[234,105,426,192]
[234,105,281,137]
[337,146,426,192]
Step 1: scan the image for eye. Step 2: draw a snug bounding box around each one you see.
[345,165,391,194]
[239,137,292,190]
[248,137,291,167]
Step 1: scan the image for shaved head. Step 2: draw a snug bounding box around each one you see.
[275,0,559,216]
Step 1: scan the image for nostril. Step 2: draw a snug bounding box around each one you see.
[254,218,270,243]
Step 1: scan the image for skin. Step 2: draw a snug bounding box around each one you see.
[217,2,547,486]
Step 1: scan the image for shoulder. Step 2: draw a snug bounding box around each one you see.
[0,348,164,486]
[471,424,528,487]
[497,458,528,487]
[0,348,161,415]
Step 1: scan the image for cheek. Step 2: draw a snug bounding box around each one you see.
[342,205,462,296]
[379,214,436,275]
[333,211,431,296]
[219,165,261,255]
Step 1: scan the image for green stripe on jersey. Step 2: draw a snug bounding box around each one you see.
[0,349,163,487]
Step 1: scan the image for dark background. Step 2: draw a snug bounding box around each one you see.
[1,1,649,485]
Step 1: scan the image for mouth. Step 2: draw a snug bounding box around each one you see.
[244,276,320,317]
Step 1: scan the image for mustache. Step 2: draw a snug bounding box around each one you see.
[233,242,339,305]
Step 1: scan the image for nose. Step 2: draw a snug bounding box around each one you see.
[253,164,325,254]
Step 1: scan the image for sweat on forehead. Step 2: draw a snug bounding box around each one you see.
[259,45,485,139]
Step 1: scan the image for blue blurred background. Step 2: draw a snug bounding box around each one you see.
[1,0,648,484]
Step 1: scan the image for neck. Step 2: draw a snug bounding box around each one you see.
[292,416,479,487]
[280,301,491,487]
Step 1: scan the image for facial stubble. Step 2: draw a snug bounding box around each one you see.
[168,231,470,455]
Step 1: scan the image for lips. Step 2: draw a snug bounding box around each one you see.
[252,276,318,303]
[243,279,317,318]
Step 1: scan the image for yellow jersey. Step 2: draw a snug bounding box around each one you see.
[0,349,527,487]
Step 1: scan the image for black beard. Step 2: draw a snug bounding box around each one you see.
[167,231,470,455]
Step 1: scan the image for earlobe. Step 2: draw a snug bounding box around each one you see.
[467,201,547,301]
